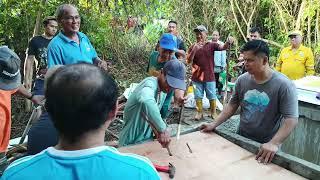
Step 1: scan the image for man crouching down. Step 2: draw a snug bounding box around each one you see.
[119,59,186,147]
[1,63,160,180]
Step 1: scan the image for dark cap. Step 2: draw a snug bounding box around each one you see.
[193,25,208,33]
[163,59,186,90]
[0,46,21,90]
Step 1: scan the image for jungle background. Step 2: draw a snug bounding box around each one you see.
[1,0,320,138]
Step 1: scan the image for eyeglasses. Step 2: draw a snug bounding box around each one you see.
[63,15,81,22]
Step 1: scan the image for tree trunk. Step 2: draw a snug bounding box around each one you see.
[316,9,319,43]
[307,11,311,46]
[295,0,306,30]
[32,3,45,36]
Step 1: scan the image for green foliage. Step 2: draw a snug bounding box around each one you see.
[0,0,319,82]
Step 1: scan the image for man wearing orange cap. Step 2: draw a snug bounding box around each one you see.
[276,31,315,80]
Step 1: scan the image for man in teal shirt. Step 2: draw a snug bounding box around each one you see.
[147,33,178,119]
[47,4,108,69]
[119,59,186,147]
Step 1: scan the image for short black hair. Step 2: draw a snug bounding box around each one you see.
[45,63,118,143]
[241,40,270,59]
[249,27,261,34]
[43,16,57,27]
[168,20,177,26]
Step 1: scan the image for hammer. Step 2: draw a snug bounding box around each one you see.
[153,163,176,179]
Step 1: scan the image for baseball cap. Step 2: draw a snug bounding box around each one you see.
[0,46,21,90]
[163,59,186,90]
[193,25,208,33]
[288,30,303,37]
[159,33,177,51]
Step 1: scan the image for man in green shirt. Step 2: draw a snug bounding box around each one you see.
[147,33,179,119]
[119,59,186,147]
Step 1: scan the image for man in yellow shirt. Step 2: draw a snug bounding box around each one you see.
[276,30,315,80]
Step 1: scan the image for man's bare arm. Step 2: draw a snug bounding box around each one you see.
[256,117,298,164]
[200,102,239,132]
[217,37,235,50]
[16,85,45,105]
[270,117,298,145]
[186,44,199,64]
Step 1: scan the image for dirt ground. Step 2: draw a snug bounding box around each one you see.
[11,96,31,139]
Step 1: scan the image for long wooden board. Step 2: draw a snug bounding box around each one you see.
[119,131,305,180]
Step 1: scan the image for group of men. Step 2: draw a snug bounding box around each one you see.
[0,2,316,180]
[0,4,162,180]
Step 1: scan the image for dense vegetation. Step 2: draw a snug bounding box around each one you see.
[1,0,319,86]
[1,1,319,136]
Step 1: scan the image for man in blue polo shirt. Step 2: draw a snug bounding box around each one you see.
[47,4,107,69]
[1,64,160,180]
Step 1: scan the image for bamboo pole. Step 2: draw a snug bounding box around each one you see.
[295,0,306,30]
[272,0,288,33]
[230,0,247,42]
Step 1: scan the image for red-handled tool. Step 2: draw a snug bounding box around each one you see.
[153,163,175,179]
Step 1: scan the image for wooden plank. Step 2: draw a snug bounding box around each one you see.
[119,132,305,180]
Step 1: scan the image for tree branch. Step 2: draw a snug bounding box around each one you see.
[295,0,306,30]
[234,0,248,26]
[247,0,260,34]
[230,0,247,42]
[272,0,288,33]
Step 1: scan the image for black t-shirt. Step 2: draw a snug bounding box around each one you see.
[175,37,186,59]
[27,36,52,74]
[176,37,186,51]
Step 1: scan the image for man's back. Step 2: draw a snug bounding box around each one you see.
[1,146,160,180]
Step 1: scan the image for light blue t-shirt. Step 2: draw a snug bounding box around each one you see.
[213,40,226,73]
[47,32,98,68]
[1,146,160,180]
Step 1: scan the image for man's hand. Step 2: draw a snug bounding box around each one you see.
[158,128,171,148]
[199,123,216,133]
[174,89,186,106]
[24,82,32,91]
[256,142,280,164]
[226,36,235,45]
[97,60,109,71]
[31,95,45,106]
